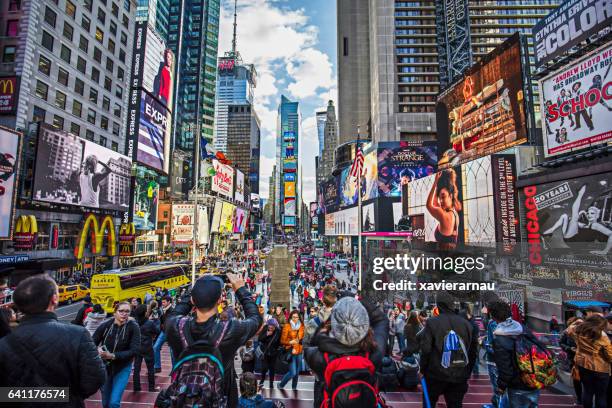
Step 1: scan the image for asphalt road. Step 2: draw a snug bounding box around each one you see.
[56,300,84,322]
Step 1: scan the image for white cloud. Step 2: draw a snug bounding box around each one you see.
[287,48,334,99]
[258,155,276,199]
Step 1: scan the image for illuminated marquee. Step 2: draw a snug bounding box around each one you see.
[119,223,136,257]
[74,214,117,259]
[13,215,38,250]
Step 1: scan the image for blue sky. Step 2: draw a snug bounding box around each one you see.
[218,0,338,202]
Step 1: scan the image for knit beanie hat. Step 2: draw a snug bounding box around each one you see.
[330,297,369,346]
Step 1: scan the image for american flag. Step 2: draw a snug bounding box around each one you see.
[349,146,364,179]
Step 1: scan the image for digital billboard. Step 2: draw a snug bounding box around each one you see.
[210,199,223,233]
[435,0,472,88]
[437,34,527,169]
[171,204,194,244]
[170,150,191,198]
[540,43,612,158]
[235,170,245,203]
[283,159,297,173]
[212,159,234,199]
[233,208,247,233]
[283,215,296,227]
[0,77,18,114]
[362,203,375,232]
[219,202,235,233]
[284,182,296,198]
[141,26,175,109]
[137,91,171,173]
[520,172,612,270]
[321,177,339,213]
[310,202,318,227]
[377,142,437,197]
[284,197,296,216]
[362,150,378,201]
[532,0,611,68]
[33,126,131,211]
[339,167,358,207]
[250,193,260,209]
[133,174,158,231]
[0,127,20,239]
[284,173,296,182]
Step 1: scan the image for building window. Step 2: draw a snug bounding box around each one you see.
[74,78,84,95]
[119,49,125,63]
[97,8,106,24]
[3,46,16,63]
[104,76,112,91]
[343,37,348,56]
[120,31,127,45]
[89,88,98,104]
[57,67,69,86]
[81,15,91,32]
[83,0,92,12]
[44,7,56,28]
[77,56,86,73]
[37,55,51,75]
[115,85,122,99]
[112,122,120,136]
[122,14,129,28]
[95,27,104,43]
[110,21,117,35]
[87,108,96,124]
[55,91,66,109]
[33,106,46,122]
[101,115,108,130]
[106,58,114,72]
[112,2,119,17]
[102,96,110,111]
[72,100,82,117]
[63,22,73,40]
[65,0,76,19]
[9,0,21,11]
[93,47,102,63]
[60,44,71,63]
[79,35,88,52]
[41,31,54,51]
[117,67,124,81]
[85,129,94,140]
[99,136,107,147]
[107,39,115,54]
[91,67,100,83]
[70,122,80,136]
[113,103,121,118]
[35,80,48,100]
[6,20,19,37]
[53,114,64,130]
[123,0,130,11]
[111,141,119,151]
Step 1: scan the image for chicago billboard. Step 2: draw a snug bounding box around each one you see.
[540,43,612,158]
[33,126,131,212]
[0,127,20,239]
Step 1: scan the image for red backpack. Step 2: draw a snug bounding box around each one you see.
[321,352,386,408]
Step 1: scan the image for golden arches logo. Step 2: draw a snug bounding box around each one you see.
[74,214,117,259]
[119,223,135,236]
[15,215,38,234]
[0,79,14,94]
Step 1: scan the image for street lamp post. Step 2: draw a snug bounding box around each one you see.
[191,123,201,287]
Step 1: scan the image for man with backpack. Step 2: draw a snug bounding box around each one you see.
[488,300,554,408]
[418,292,478,408]
[161,273,262,408]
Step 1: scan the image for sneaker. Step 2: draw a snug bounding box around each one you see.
[149,386,161,392]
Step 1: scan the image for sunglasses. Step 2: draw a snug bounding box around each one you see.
[117,309,130,314]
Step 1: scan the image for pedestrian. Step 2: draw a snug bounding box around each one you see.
[239,339,256,374]
[403,311,421,356]
[394,306,407,354]
[129,297,140,317]
[258,318,281,389]
[278,310,304,390]
[132,304,160,392]
[273,304,287,326]
[93,301,141,408]
[460,309,480,376]
[0,307,15,339]
[572,315,612,408]
[163,273,262,407]
[303,285,337,347]
[0,275,106,406]
[84,304,108,336]
[71,294,93,326]
[418,292,478,408]
[560,316,583,404]
[387,307,397,354]
[238,372,274,408]
[153,295,174,372]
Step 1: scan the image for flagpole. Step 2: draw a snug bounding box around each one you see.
[357,147,362,292]
[192,123,200,287]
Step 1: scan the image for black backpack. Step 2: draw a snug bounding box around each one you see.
[154,317,229,408]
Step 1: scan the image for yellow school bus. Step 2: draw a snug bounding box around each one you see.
[90,264,190,313]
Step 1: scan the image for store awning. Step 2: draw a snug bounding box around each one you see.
[564,300,610,308]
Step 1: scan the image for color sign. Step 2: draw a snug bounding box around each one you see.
[0,127,20,239]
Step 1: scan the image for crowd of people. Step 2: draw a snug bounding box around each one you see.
[0,249,610,408]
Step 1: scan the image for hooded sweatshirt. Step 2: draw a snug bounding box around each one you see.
[492,318,538,391]
[237,394,274,408]
[84,312,107,336]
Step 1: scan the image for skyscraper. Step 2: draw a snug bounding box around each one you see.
[226,103,260,193]
[275,95,300,231]
[316,110,327,158]
[318,100,338,185]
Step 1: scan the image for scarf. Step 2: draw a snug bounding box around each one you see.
[290,320,301,331]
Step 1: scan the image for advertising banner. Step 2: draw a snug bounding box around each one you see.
[284,182,296,198]
[520,173,612,270]
[532,0,612,68]
[321,177,339,213]
[171,204,194,244]
[212,159,234,199]
[119,223,136,257]
[0,127,20,239]
[283,158,297,172]
[137,91,171,173]
[362,203,375,232]
[133,174,158,231]
[141,26,174,109]
[435,0,472,88]
[210,199,223,233]
[233,208,246,233]
[565,268,612,291]
[377,142,437,198]
[33,126,131,211]
[325,214,334,234]
[235,170,245,203]
[437,34,527,169]
[198,205,209,245]
[219,202,235,234]
[540,43,612,158]
[251,193,260,209]
[284,198,296,216]
[170,150,191,198]
[491,155,519,253]
[339,167,358,207]
[362,150,378,200]
[0,77,18,114]
[284,173,296,182]
[310,202,318,228]
[283,215,296,227]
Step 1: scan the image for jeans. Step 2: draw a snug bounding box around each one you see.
[153,331,167,369]
[101,363,132,408]
[396,333,406,353]
[133,353,155,391]
[423,377,468,408]
[500,389,540,408]
[279,354,301,389]
[487,363,499,407]
[579,366,609,408]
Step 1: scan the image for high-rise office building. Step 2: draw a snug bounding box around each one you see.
[316,110,326,158]
[226,103,260,193]
[167,0,220,191]
[317,100,338,185]
[275,95,300,230]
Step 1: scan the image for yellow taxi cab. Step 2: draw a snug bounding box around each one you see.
[58,285,90,304]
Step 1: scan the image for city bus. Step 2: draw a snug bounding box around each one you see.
[90,264,190,313]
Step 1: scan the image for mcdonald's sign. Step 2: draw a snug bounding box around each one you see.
[13,215,38,250]
[0,77,17,114]
[74,214,117,259]
[119,223,136,257]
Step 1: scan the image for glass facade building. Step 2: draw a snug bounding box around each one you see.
[275,95,300,229]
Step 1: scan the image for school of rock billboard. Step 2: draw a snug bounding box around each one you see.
[540,42,612,158]
[436,34,528,169]
[520,172,612,270]
[532,0,612,68]
[0,127,20,239]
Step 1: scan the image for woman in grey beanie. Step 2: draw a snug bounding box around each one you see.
[304,296,389,407]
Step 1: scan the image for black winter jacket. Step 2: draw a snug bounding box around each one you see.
[304,299,388,408]
[166,286,263,408]
[417,308,478,383]
[492,325,542,391]
[0,312,106,407]
[258,327,281,357]
[92,319,141,377]
[137,319,160,355]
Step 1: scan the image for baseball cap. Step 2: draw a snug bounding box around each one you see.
[191,275,224,309]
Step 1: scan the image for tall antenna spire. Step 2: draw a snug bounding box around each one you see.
[232,0,238,56]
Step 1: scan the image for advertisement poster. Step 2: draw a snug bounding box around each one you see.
[171,204,194,244]
[212,159,234,199]
[210,199,223,233]
[133,176,158,231]
[532,0,611,68]
[0,127,20,239]
[491,155,519,253]
[235,170,245,203]
[283,215,296,227]
[33,126,131,211]
[219,202,235,233]
[540,43,612,158]
[565,269,612,292]
[0,77,18,114]
[520,173,612,269]
[233,208,246,233]
[141,26,175,109]
[310,202,318,227]
[137,91,172,173]
[321,177,339,213]
[251,194,260,209]
[170,150,191,198]
[198,205,209,245]
[437,34,527,169]
[435,0,472,88]
[362,203,375,232]
[284,181,296,198]
[362,150,378,200]
[339,167,358,207]
[376,142,437,197]
[284,198,296,216]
